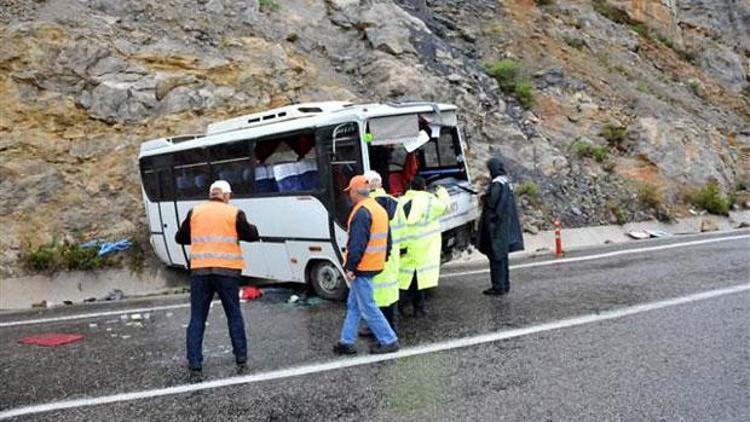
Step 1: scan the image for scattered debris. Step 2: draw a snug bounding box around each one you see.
[165,312,173,318]
[63,301,73,305]
[626,231,650,240]
[240,286,263,301]
[31,301,48,309]
[143,313,151,320]
[83,297,96,303]
[285,295,325,308]
[120,314,128,320]
[19,333,83,347]
[120,335,131,340]
[88,323,98,328]
[627,230,672,240]
[106,327,113,332]
[130,313,143,321]
[104,289,125,301]
[645,230,671,238]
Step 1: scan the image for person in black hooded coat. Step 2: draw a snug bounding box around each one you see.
[476,157,524,295]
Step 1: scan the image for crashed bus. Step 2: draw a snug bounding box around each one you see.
[138,101,479,300]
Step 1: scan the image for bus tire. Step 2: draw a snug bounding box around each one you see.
[307,260,348,301]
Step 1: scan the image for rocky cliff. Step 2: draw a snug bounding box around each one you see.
[1,0,748,276]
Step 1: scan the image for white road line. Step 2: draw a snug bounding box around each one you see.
[2,282,748,420]
[2,233,747,329]
[443,234,750,278]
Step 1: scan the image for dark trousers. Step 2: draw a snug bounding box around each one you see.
[380,303,399,335]
[405,273,426,314]
[490,258,510,293]
[186,274,247,369]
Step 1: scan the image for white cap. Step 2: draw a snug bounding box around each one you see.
[363,170,382,184]
[209,180,232,194]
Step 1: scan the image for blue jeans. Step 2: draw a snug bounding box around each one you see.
[186,274,247,369]
[340,276,398,346]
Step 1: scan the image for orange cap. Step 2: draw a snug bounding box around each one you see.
[344,175,370,192]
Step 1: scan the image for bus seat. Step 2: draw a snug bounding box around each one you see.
[176,175,192,191]
[242,168,254,183]
[297,158,319,190]
[274,162,302,192]
[255,165,278,193]
[218,169,239,184]
[194,174,210,192]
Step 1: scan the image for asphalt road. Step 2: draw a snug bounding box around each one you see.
[0,231,748,421]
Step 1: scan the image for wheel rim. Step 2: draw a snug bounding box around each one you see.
[314,263,342,294]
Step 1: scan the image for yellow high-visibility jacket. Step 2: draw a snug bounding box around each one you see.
[397,186,450,290]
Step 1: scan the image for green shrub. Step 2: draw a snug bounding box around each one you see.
[630,24,649,37]
[573,140,594,157]
[484,59,521,92]
[21,236,115,273]
[21,238,61,272]
[637,183,663,210]
[484,59,535,109]
[513,81,535,108]
[573,140,609,162]
[60,242,105,271]
[606,200,628,225]
[688,80,702,97]
[636,82,653,95]
[693,180,730,215]
[591,145,610,163]
[602,124,628,147]
[516,181,541,198]
[259,0,279,12]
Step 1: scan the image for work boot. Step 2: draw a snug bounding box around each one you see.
[236,357,248,375]
[189,367,203,383]
[482,288,504,296]
[332,342,357,355]
[369,341,400,354]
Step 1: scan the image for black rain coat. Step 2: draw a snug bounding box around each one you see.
[476,158,525,259]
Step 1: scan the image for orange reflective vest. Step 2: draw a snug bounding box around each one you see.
[345,197,389,272]
[189,201,244,270]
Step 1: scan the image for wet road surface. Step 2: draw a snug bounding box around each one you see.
[1,231,748,421]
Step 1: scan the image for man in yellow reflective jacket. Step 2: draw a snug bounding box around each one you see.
[397,176,450,317]
[362,170,405,334]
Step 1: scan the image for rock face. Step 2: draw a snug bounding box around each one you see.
[0,0,748,276]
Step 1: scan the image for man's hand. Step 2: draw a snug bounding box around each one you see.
[346,271,356,282]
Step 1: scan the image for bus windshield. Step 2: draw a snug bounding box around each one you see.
[368,126,466,196]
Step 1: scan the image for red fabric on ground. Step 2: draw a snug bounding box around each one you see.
[240,286,263,301]
[19,333,84,347]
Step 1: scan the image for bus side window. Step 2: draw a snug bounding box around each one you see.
[257,133,318,193]
[141,170,160,201]
[209,141,253,195]
[174,148,209,200]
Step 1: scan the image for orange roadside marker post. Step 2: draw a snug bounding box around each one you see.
[554,218,563,258]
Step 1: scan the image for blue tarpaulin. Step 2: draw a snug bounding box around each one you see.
[81,239,132,257]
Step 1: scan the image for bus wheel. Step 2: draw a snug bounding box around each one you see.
[308,261,347,301]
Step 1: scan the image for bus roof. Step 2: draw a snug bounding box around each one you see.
[139,101,458,158]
